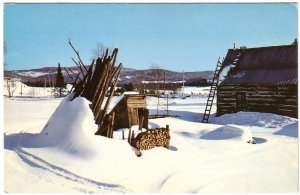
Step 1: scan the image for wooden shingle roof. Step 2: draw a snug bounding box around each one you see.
[221,44,298,85]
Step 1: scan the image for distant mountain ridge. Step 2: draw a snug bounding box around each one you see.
[4,66,214,85]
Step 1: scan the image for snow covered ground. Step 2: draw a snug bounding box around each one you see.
[3,85,298,193]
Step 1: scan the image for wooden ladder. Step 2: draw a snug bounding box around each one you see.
[202,58,223,123]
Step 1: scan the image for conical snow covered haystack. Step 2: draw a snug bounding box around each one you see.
[24,42,125,156]
[36,93,99,157]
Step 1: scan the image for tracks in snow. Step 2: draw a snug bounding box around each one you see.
[7,133,129,193]
[15,148,129,193]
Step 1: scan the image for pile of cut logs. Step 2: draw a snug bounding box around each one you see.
[65,40,122,136]
[130,125,171,150]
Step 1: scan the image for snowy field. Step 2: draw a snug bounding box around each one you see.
[3,84,299,193]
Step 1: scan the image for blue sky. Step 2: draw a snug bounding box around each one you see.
[4,3,298,71]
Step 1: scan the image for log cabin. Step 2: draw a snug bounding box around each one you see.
[217,44,298,118]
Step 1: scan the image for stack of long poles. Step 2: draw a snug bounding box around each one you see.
[65,40,122,136]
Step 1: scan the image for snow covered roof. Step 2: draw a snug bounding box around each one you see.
[221,44,298,85]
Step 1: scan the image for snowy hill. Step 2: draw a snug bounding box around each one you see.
[3,79,72,98]
[3,84,298,193]
[4,66,214,85]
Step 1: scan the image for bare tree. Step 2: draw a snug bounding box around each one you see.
[4,41,17,98]
[5,77,17,98]
[91,42,112,60]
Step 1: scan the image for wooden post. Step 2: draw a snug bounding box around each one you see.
[166,125,170,149]
[138,108,144,130]
[109,112,115,138]
[122,130,125,140]
[143,109,149,130]
[131,130,135,144]
[128,128,132,144]
[93,64,115,121]
[97,64,122,126]
[92,61,111,111]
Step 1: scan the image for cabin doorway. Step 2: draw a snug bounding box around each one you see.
[235,92,247,110]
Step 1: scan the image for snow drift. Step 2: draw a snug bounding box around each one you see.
[38,93,98,157]
[211,111,298,128]
[4,86,298,193]
[16,93,134,160]
[200,124,255,143]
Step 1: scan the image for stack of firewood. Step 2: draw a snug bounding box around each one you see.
[130,125,170,150]
[65,40,122,136]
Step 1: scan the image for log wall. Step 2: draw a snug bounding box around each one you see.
[217,84,298,118]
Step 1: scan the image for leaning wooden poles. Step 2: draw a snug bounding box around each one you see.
[66,40,122,136]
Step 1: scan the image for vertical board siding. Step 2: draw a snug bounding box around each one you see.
[109,95,147,131]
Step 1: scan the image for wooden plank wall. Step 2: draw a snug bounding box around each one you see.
[110,94,147,131]
[217,84,298,118]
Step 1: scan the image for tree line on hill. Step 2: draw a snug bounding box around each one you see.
[23,63,67,98]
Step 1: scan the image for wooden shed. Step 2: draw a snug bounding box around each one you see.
[110,94,148,131]
[217,44,298,118]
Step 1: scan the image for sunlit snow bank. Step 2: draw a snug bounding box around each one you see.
[36,93,98,157]
[200,124,255,143]
[17,93,135,159]
[211,111,298,128]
